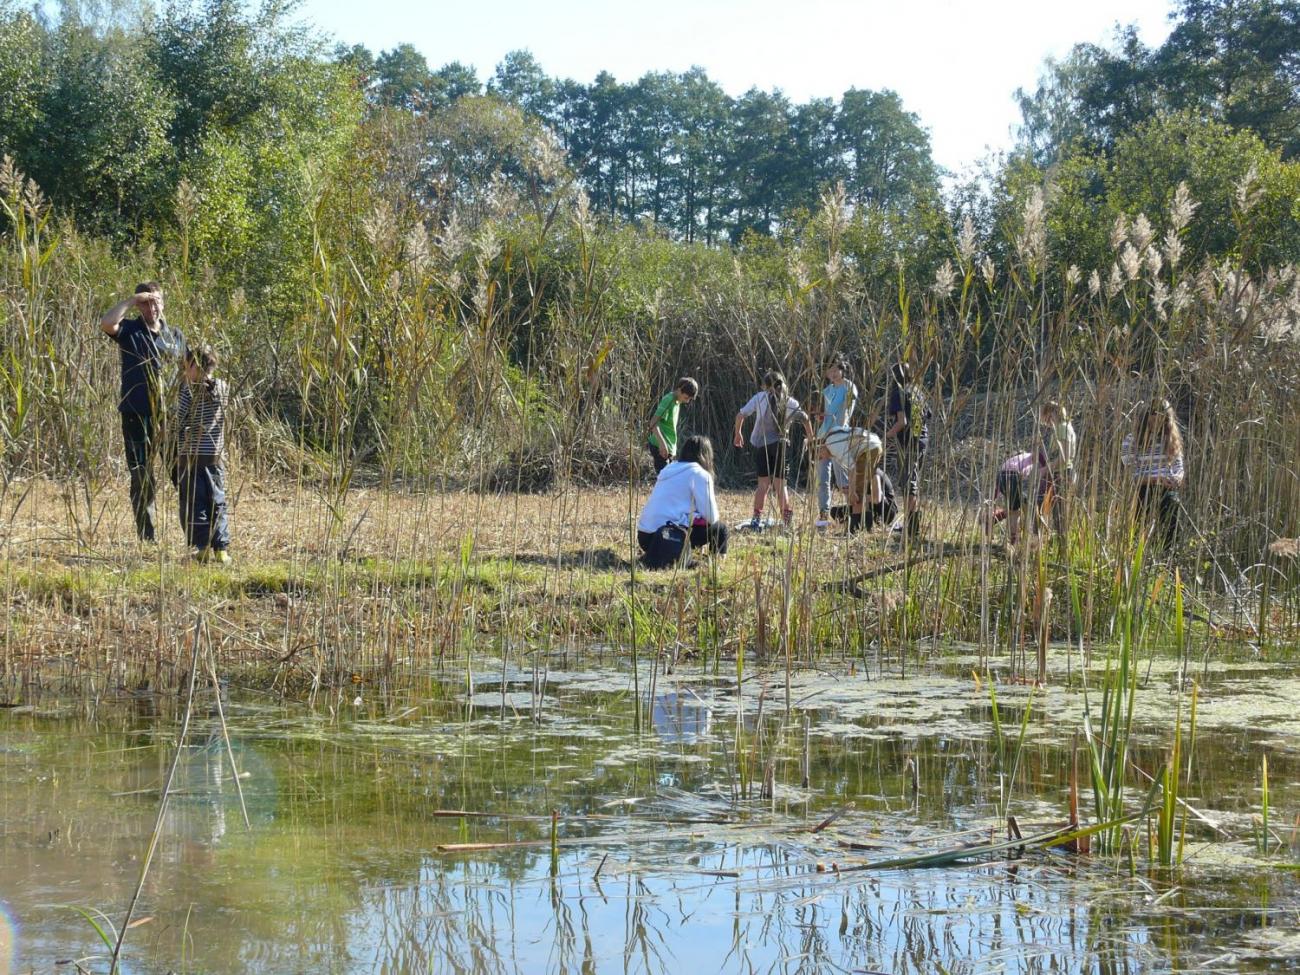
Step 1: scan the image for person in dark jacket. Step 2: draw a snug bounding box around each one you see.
[884,361,929,543]
[99,282,186,542]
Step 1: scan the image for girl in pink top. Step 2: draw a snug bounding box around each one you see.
[987,451,1049,545]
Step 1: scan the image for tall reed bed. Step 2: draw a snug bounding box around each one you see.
[0,153,1297,706]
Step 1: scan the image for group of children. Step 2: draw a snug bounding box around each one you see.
[985,397,1185,549]
[105,280,1185,572]
[636,357,930,569]
[152,335,1188,572]
[637,358,1188,569]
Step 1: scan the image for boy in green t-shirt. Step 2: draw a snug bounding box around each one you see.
[647,377,699,474]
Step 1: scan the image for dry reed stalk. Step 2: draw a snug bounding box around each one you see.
[110,615,203,974]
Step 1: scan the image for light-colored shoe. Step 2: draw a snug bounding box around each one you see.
[214,549,231,564]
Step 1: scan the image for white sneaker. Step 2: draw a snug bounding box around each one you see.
[815,518,831,530]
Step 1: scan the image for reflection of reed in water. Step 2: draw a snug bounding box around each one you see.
[341,837,1169,974]
[145,736,275,847]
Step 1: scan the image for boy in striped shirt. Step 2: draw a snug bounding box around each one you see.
[176,346,231,562]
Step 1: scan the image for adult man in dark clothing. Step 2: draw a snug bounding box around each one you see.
[100,282,187,542]
[884,361,929,543]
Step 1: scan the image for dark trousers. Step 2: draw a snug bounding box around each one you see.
[178,456,230,550]
[121,411,158,541]
[996,470,1026,512]
[647,444,670,474]
[891,440,925,499]
[1136,482,1181,548]
[846,499,897,532]
[637,522,729,569]
[864,498,898,530]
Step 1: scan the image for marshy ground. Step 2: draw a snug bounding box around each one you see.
[0,475,1024,698]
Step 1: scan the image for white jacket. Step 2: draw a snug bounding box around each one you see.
[638,461,721,532]
[823,427,881,466]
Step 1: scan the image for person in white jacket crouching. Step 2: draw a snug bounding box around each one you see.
[636,436,729,569]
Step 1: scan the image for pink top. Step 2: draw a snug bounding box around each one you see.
[1000,452,1038,478]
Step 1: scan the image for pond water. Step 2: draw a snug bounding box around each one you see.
[3,654,1300,974]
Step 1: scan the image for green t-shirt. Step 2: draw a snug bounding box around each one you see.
[649,391,680,455]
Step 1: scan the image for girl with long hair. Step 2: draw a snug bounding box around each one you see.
[733,370,811,529]
[1120,396,1185,547]
[636,435,729,569]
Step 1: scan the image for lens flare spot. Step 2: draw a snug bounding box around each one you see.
[0,902,18,975]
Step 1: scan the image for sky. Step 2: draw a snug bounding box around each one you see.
[292,0,1178,174]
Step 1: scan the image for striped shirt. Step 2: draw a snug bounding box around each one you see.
[177,378,228,457]
[1120,435,1184,483]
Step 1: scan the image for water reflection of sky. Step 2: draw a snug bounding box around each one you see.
[339,847,1160,975]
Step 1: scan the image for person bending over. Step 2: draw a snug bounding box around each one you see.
[636,436,729,569]
[985,451,1049,546]
[821,427,896,533]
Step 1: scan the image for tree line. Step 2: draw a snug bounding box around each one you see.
[1017,0,1300,165]
[4,1,1299,264]
[0,1,939,248]
[338,45,940,243]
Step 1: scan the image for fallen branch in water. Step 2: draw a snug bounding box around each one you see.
[827,543,976,597]
[810,803,855,834]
